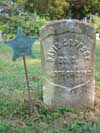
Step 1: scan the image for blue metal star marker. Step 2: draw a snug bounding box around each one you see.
[4,27,39,114]
[5,27,39,61]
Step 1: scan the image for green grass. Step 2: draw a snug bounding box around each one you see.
[0,40,100,132]
[0,41,42,94]
[96,40,100,87]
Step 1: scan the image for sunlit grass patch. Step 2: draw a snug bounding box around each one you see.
[27,59,41,65]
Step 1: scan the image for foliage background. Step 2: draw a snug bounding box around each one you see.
[0,0,100,39]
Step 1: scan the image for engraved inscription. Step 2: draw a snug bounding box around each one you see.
[47,70,92,77]
[47,38,90,62]
[57,56,78,64]
[46,38,92,92]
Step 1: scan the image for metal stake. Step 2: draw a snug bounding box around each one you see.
[23,56,33,115]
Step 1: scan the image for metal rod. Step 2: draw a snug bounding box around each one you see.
[23,56,33,115]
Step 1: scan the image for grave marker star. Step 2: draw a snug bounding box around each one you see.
[4,27,39,114]
[5,27,38,61]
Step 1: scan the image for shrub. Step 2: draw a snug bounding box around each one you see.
[0,13,47,39]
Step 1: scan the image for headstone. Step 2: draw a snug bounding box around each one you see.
[40,19,96,108]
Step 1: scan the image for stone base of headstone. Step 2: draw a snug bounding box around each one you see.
[40,19,96,108]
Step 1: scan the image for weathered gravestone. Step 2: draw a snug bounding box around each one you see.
[40,19,96,108]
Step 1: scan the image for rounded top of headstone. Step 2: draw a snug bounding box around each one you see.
[40,19,96,39]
